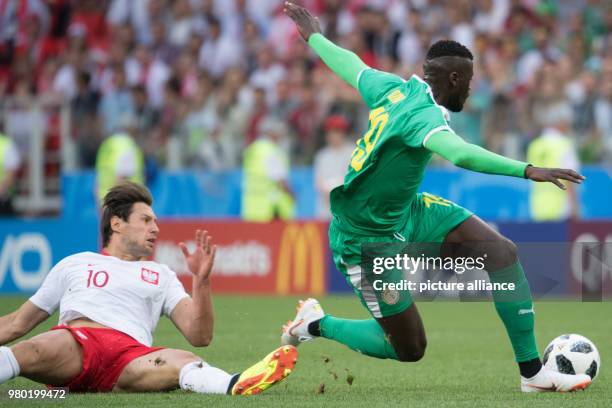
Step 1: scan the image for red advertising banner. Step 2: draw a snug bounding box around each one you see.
[154,220,328,295]
[568,221,612,297]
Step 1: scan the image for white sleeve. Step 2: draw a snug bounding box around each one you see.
[162,270,190,316]
[29,259,67,315]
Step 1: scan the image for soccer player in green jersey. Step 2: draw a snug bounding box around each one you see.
[280,2,591,393]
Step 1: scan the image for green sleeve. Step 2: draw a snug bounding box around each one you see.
[424,130,529,178]
[308,33,368,89]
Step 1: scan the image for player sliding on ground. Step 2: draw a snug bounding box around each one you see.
[281,2,590,393]
[0,182,296,395]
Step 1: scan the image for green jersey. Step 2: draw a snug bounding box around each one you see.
[330,69,455,234]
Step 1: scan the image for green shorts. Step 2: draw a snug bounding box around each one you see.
[329,192,472,318]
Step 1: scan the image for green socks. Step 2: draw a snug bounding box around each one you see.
[319,316,399,360]
[489,261,540,362]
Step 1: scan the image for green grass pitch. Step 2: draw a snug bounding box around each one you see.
[0,295,610,407]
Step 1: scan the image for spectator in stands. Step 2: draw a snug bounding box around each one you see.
[569,70,600,139]
[0,0,608,212]
[126,45,171,109]
[131,84,161,172]
[198,15,241,79]
[0,131,21,216]
[4,79,40,160]
[167,0,203,48]
[249,46,286,104]
[150,17,179,64]
[517,26,564,87]
[131,85,159,139]
[71,71,101,168]
[107,0,155,45]
[245,87,268,145]
[473,0,510,35]
[182,77,216,167]
[527,102,580,221]
[241,117,294,222]
[239,19,264,74]
[269,78,298,122]
[313,115,354,220]
[0,0,50,64]
[289,82,323,163]
[212,67,252,168]
[396,7,426,68]
[53,46,83,101]
[99,67,134,135]
[183,71,245,171]
[156,76,182,150]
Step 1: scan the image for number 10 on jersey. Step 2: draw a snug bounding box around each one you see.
[350,107,389,171]
[87,269,109,288]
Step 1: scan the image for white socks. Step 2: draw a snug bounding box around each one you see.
[0,346,20,384]
[179,361,234,394]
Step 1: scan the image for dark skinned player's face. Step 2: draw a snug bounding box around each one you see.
[446,61,473,112]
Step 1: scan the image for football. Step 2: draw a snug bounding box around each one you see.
[543,334,601,380]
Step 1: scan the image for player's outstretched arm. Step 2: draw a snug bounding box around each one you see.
[284,1,368,88]
[171,230,216,347]
[425,130,585,189]
[0,301,50,345]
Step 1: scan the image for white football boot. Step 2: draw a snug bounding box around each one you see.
[521,367,591,392]
[281,298,325,347]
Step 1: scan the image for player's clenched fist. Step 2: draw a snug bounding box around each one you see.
[284,1,321,41]
[179,230,216,283]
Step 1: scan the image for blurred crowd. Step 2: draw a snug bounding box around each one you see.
[0,0,610,175]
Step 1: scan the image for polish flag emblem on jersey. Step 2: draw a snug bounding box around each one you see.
[141,268,159,285]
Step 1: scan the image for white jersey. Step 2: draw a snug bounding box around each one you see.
[29,252,190,346]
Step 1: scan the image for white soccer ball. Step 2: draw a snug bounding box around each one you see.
[543,334,600,380]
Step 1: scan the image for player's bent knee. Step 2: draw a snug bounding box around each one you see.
[394,339,427,362]
[484,237,518,270]
[396,347,426,362]
[501,238,518,261]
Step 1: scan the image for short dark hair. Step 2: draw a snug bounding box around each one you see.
[101,182,153,247]
[426,40,473,61]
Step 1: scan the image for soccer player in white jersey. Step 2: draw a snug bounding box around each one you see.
[0,182,297,395]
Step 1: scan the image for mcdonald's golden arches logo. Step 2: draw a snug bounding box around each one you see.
[276,223,325,295]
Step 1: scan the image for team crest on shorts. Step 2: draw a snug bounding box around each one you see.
[382,288,400,305]
[141,268,159,285]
